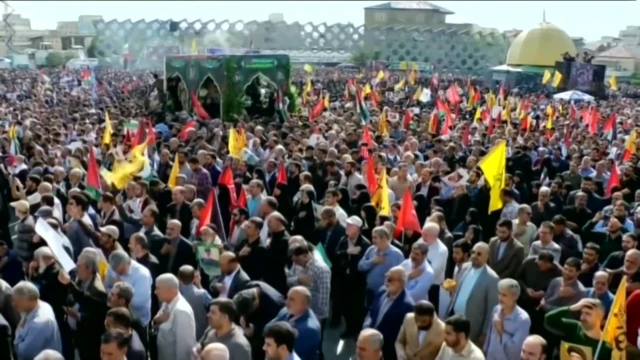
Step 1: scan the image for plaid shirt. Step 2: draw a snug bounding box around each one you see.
[188,167,212,200]
[286,257,331,320]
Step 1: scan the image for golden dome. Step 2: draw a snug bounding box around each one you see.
[506,22,577,67]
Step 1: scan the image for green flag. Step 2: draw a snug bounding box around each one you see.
[314,243,332,268]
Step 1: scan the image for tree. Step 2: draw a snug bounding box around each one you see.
[349,49,382,68]
[87,36,99,58]
[45,52,65,67]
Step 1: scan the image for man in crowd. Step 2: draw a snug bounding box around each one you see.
[154,273,197,360]
[395,300,445,360]
[196,298,252,360]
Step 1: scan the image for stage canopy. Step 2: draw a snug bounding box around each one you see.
[553,90,594,102]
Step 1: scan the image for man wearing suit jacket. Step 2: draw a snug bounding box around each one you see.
[414,168,440,214]
[100,193,126,248]
[268,287,321,360]
[364,266,414,360]
[488,219,526,279]
[395,301,445,360]
[58,252,109,360]
[210,251,251,300]
[161,220,197,275]
[447,242,499,346]
[153,273,197,360]
[166,187,193,239]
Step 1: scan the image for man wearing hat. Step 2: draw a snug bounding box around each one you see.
[99,225,124,260]
[10,199,35,264]
[333,215,372,338]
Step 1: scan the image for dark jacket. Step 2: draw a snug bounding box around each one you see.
[334,234,371,291]
[67,275,109,360]
[242,281,285,360]
[315,223,346,261]
[264,230,290,296]
[161,237,198,275]
[0,249,25,287]
[366,289,414,360]
[234,237,268,282]
[167,202,193,239]
[13,215,35,262]
[0,314,12,360]
[210,267,251,300]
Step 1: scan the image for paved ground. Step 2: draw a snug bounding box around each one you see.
[322,323,357,360]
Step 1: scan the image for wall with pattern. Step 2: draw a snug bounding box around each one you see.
[93,18,514,74]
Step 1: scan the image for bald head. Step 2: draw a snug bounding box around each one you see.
[521,335,547,360]
[201,343,229,360]
[286,286,311,317]
[357,329,383,360]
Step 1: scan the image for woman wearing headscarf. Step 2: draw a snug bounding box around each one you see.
[463,225,482,245]
[360,203,377,240]
[337,186,353,215]
[352,186,371,213]
[291,189,317,244]
[273,182,293,220]
[452,208,482,239]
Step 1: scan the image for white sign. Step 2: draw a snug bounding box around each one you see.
[35,218,76,273]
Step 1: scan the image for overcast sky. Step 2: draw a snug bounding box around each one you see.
[11,1,639,42]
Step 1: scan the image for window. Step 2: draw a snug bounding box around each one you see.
[374,13,387,22]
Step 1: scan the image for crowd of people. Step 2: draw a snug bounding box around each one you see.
[0,63,637,360]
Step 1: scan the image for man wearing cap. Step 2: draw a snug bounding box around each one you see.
[332,215,371,337]
[99,225,124,260]
[10,199,35,264]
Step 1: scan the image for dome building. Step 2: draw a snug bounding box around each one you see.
[506,21,577,67]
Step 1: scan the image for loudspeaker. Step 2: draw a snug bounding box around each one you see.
[169,21,179,32]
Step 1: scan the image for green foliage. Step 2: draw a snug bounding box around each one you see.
[87,37,98,58]
[350,49,382,68]
[221,58,245,123]
[45,52,65,67]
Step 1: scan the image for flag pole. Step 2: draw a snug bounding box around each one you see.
[593,275,627,359]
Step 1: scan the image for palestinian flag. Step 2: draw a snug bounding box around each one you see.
[355,87,370,124]
[86,147,102,201]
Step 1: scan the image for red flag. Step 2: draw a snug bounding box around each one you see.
[462,125,470,147]
[362,126,373,148]
[180,120,198,140]
[606,162,620,197]
[487,117,495,136]
[219,166,237,206]
[403,109,412,130]
[366,157,377,195]
[445,84,461,105]
[569,103,577,120]
[370,90,381,108]
[309,99,325,121]
[589,107,599,135]
[191,92,211,120]
[360,146,370,160]
[132,121,147,148]
[237,186,248,209]
[197,190,214,236]
[564,126,573,147]
[428,111,438,134]
[147,121,156,146]
[603,112,616,133]
[394,188,421,238]
[276,161,287,184]
[442,107,453,136]
[86,147,102,201]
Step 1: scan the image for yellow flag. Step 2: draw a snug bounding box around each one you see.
[372,170,391,215]
[363,84,372,96]
[228,128,245,158]
[103,111,113,146]
[191,39,198,55]
[111,141,148,190]
[486,91,496,110]
[375,70,385,83]
[601,275,627,360]
[552,71,563,88]
[379,109,388,136]
[167,153,180,189]
[303,64,314,73]
[478,140,507,213]
[474,107,482,123]
[408,69,417,85]
[394,79,405,92]
[304,77,312,94]
[324,94,330,109]
[542,69,552,85]
[610,76,618,91]
[413,86,422,101]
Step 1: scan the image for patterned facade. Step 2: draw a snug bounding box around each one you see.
[93,18,514,74]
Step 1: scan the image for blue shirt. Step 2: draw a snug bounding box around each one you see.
[453,266,483,315]
[105,260,153,325]
[483,305,531,360]
[14,301,62,360]
[358,245,405,292]
[594,218,635,234]
[400,259,434,303]
[586,288,614,316]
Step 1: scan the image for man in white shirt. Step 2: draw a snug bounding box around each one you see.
[325,188,348,227]
[418,222,448,284]
[399,242,434,302]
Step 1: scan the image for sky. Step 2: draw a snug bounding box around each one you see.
[10,1,640,42]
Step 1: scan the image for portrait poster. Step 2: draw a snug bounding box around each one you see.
[560,342,592,360]
[196,243,221,278]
